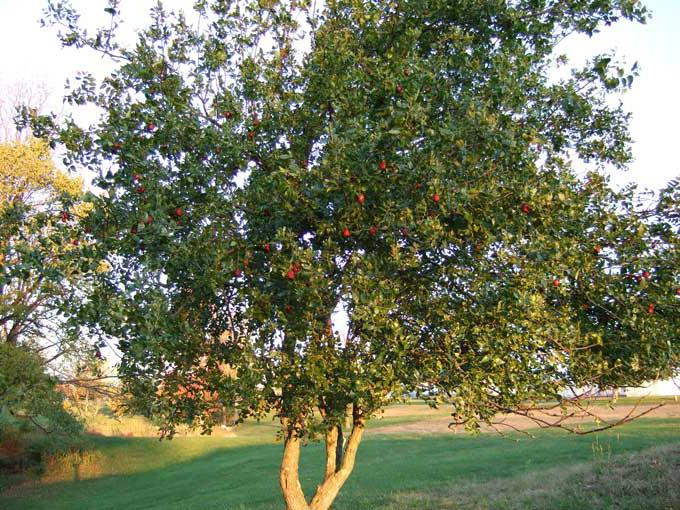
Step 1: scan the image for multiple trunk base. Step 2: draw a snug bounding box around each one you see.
[279,415,365,510]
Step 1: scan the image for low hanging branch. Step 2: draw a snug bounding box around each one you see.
[450,397,668,438]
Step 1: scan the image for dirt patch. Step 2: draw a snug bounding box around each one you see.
[369,404,680,436]
[379,404,448,418]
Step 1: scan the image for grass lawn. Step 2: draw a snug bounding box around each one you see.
[1,418,678,510]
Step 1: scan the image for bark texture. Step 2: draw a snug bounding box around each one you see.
[309,420,364,510]
[280,430,310,510]
[278,409,365,510]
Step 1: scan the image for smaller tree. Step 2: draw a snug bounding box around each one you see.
[0,138,100,383]
[0,81,49,143]
[0,342,83,477]
[0,342,82,436]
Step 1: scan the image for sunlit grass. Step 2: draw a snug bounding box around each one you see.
[1,418,678,510]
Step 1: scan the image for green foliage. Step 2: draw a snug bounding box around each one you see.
[37,0,677,475]
[37,0,678,428]
[0,343,83,481]
[0,343,82,435]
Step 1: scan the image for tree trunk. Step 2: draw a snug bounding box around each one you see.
[334,425,343,473]
[309,415,365,510]
[278,410,365,510]
[280,429,311,510]
[323,425,339,481]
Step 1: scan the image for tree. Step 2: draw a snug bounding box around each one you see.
[0,342,82,437]
[0,341,84,478]
[35,1,678,508]
[0,138,107,481]
[0,81,50,143]
[0,139,99,381]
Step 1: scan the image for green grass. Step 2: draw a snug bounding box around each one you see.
[382,442,680,510]
[1,418,678,510]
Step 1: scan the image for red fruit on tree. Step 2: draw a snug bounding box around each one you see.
[136,185,146,193]
[287,269,296,280]
[292,262,302,274]
[223,111,232,119]
[264,243,271,253]
[415,182,422,190]
[145,214,154,225]
[113,141,123,152]
[379,160,387,171]
[521,203,531,214]
[72,239,79,246]
[133,174,142,181]
[368,226,378,236]
[433,193,441,203]
[342,227,351,238]
[593,245,602,254]
[146,122,156,132]
[61,212,69,222]
[396,84,404,94]
[175,207,184,217]
[642,271,651,279]
[675,288,680,296]
[284,304,293,315]
[647,303,655,315]
[234,268,242,278]
[247,131,255,140]
[356,193,365,205]
[553,278,560,287]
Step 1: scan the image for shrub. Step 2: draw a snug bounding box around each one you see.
[0,343,84,488]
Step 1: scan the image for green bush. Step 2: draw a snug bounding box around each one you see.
[0,343,84,487]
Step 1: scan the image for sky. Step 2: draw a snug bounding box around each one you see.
[0,0,679,193]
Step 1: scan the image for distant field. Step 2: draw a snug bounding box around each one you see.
[1,415,679,510]
[74,397,680,438]
[372,400,680,435]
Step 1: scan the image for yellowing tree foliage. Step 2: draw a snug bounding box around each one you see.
[0,139,81,211]
[0,139,93,370]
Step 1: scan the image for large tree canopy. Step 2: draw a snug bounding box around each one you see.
[34,1,678,508]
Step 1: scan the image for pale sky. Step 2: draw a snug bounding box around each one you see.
[0,0,678,192]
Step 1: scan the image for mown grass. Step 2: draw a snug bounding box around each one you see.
[1,418,678,510]
[382,442,680,510]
